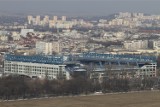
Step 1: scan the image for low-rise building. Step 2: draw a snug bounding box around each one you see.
[4,54,70,80]
[90,63,157,82]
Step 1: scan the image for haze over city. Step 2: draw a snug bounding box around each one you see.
[0,0,159,16]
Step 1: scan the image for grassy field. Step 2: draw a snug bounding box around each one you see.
[1,91,160,107]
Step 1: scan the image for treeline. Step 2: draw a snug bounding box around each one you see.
[0,75,158,100]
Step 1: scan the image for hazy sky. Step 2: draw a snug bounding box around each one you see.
[0,0,159,16]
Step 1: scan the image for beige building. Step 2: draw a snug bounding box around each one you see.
[52,41,61,53]
[62,16,66,21]
[36,41,62,55]
[36,41,53,55]
[53,16,58,22]
[35,16,41,25]
[43,16,49,25]
[123,40,148,50]
[27,15,33,24]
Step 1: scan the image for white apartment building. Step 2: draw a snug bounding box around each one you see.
[123,40,148,50]
[27,16,33,24]
[36,41,53,55]
[137,63,157,78]
[35,16,41,25]
[4,60,70,80]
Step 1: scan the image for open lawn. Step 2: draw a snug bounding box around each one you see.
[1,91,160,107]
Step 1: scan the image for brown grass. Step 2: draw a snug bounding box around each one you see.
[1,91,160,107]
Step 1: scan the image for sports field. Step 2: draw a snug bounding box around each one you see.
[0,91,160,107]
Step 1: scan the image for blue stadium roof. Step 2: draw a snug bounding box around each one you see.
[72,52,157,63]
[5,54,64,65]
[5,52,157,65]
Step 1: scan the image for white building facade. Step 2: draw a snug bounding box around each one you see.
[4,60,70,80]
[137,63,157,78]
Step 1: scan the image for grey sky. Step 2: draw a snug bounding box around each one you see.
[0,0,160,1]
[0,0,159,16]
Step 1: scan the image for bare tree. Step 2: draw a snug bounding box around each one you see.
[84,63,96,79]
[104,64,112,79]
[57,66,66,80]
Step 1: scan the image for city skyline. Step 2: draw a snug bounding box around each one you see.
[0,0,160,104]
[0,0,159,16]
